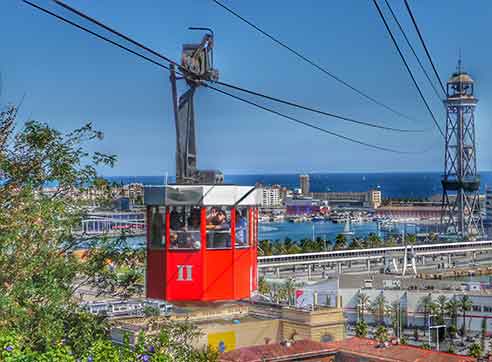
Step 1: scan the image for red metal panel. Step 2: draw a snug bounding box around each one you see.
[146,249,166,299]
[203,249,234,301]
[234,247,252,299]
[165,250,203,301]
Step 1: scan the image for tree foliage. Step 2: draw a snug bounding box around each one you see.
[0,106,212,360]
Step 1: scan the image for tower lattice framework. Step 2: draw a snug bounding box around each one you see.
[441,64,483,238]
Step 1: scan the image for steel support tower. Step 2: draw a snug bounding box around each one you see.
[441,63,483,238]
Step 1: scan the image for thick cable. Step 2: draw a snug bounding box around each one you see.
[212,0,419,123]
[372,0,444,138]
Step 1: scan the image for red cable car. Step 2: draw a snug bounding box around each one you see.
[144,185,259,302]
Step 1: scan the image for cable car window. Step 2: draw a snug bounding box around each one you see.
[235,208,249,248]
[149,207,165,249]
[169,206,201,250]
[206,207,231,249]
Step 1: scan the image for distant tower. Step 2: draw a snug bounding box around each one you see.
[441,61,483,238]
[300,174,310,195]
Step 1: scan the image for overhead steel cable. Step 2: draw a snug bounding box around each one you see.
[212,0,419,123]
[21,0,171,72]
[214,80,422,133]
[404,0,446,95]
[383,0,444,100]
[372,0,445,139]
[52,0,181,69]
[204,83,421,154]
[22,0,425,154]
[45,0,423,134]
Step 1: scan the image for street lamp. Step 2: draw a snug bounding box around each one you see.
[428,314,446,351]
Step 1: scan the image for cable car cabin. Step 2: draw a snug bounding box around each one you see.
[144,185,259,302]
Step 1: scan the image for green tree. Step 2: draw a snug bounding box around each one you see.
[468,342,482,359]
[355,320,368,338]
[459,295,473,343]
[446,297,460,334]
[334,234,348,250]
[258,276,271,295]
[406,234,417,245]
[447,343,456,354]
[374,325,388,344]
[418,294,434,337]
[384,236,397,247]
[435,295,448,324]
[385,300,402,338]
[349,238,363,249]
[0,107,210,361]
[259,240,273,256]
[366,233,382,248]
[357,292,370,322]
[481,317,487,352]
[371,293,387,326]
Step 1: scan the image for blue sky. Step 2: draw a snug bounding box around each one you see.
[2,0,492,175]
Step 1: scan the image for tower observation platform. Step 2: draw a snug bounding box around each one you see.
[441,64,483,237]
[144,185,260,302]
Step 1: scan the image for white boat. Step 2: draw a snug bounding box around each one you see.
[341,217,354,236]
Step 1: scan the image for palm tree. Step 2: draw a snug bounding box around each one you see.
[283,278,297,306]
[374,325,388,344]
[418,294,434,336]
[366,233,382,248]
[468,342,482,359]
[357,292,370,322]
[258,240,273,256]
[349,238,363,250]
[385,300,401,338]
[371,293,387,326]
[355,320,368,338]
[446,297,460,339]
[459,295,473,342]
[333,234,348,250]
[434,295,448,325]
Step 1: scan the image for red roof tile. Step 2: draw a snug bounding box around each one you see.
[219,340,336,362]
[325,337,476,362]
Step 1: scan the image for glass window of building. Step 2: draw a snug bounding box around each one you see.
[149,206,165,249]
[235,208,249,248]
[169,206,201,250]
[206,207,231,249]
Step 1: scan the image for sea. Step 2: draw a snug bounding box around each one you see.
[107,171,492,199]
[106,171,492,242]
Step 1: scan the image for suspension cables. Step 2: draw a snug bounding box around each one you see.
[212,0,418,123]
[22,0,425,154]
[214,80,422,133]
[204,83,414,154]
[21,0,171,72]
[372,0,444,139]
[404,0,446,95]
[28,1,423,134]
[383,0,444,100]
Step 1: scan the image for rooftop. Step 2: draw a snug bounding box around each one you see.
[219,340,336,362]
[220,337,476,362]
[326,337,476,362]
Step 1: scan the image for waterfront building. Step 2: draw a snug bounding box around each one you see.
[220,337,474,362]
[300,174,310,195]
[296,277,492,332]
[111,302,345,353]
[311,190,382,209]
[260,186,282,208]
[374,205,442,219]
[81,211,145,235]
[285,197,320,216]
